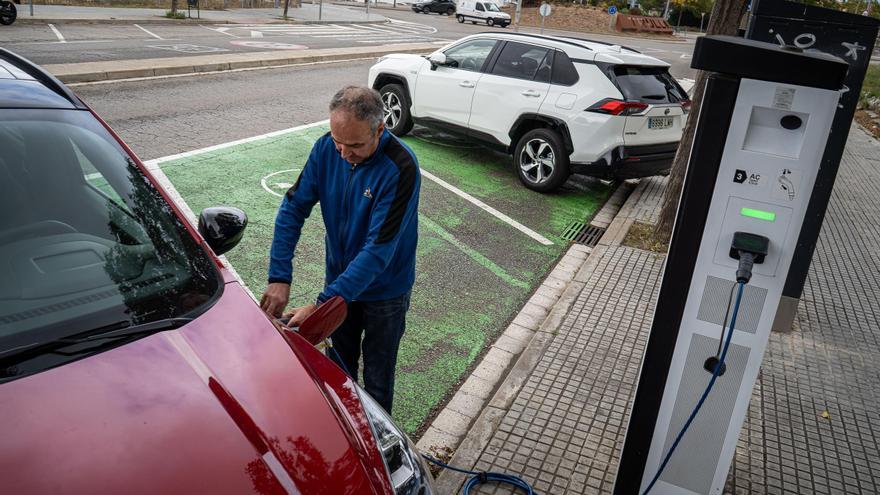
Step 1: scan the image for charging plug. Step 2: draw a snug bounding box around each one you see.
[728,232,770,283]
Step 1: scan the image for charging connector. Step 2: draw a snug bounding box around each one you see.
[728,231,770,283]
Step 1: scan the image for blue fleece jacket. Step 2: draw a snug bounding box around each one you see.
[268,129,420,303]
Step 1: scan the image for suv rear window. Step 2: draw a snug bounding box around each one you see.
[550,50,579,86]
[612,66,687,104]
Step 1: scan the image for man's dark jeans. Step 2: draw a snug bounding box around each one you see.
[327,291,410,413]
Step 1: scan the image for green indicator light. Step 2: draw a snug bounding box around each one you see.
[741,207,776,222]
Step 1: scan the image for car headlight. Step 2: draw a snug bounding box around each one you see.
[356,384,435,495]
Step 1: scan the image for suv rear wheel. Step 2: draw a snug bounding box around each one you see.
[457,14,464,22]
[379,83,414,137]
[487,18,495,26]
[514,128,570,192]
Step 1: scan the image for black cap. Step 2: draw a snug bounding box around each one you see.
[692,35,848,91]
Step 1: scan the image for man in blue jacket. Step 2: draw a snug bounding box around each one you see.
[260,86,420,413]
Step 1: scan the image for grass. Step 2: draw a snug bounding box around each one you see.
[859,64,880,110]
[622,221,669,253]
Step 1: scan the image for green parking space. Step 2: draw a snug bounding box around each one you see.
[158,123,611,434]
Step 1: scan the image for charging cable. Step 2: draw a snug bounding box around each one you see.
[641,280,745,495]
[325,345,536,495]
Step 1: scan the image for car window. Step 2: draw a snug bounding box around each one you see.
[491,41,550,81]
[534,50,553,83]
[485,2,500,11]
[550,50,579,86]
[476,3,485,11]
[0,108,221,380]
[443,39,498,72]
[612,66,688,103]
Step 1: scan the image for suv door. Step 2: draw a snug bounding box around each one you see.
[413,38,498,129]
[468,41,552,146]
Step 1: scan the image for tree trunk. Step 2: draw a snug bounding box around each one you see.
[653,0,750,243]
[283,0,290,17]
[171,0,178,14]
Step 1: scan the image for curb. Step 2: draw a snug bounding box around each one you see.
[13,17,230,25]
[415,180,636,491]
[45,42,438,84]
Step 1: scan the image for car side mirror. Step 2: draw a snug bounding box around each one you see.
[198,206,247,256]
[429,52,447,70]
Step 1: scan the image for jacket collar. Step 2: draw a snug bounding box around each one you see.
[357,129,393,167]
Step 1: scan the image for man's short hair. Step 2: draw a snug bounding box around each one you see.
[329,86,385,133]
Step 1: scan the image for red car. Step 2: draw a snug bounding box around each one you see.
[0,48,434,495]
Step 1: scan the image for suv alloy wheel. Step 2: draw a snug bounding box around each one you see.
[514,128,570,192]
[379,83,414,136]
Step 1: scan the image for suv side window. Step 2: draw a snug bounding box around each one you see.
[476,3,485,11]
[443,39,497,72]
[550,50,579,86]
[491,41,550,81]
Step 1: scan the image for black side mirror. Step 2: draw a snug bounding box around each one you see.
[198,206,247,256]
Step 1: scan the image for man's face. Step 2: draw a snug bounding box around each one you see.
[329,111,384,165]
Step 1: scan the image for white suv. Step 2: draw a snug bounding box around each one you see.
[368,32,690,192]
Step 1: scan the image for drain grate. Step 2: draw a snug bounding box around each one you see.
[561,220,606,247]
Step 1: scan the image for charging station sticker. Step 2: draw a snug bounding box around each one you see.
[773,87,796,110]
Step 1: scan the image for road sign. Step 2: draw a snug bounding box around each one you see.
[539,2,551,16]
[608,5,617,14]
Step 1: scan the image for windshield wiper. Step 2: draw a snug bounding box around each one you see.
[0,317,193,362]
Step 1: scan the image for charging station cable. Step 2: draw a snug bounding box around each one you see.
[641,280,746,495]
[325,345,536,495]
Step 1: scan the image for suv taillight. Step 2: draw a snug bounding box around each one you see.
[681,100,692,114]
[587,98,649,116]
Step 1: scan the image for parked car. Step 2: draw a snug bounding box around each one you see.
[412,0,456,15]
[369,32,689,191]
[0,0,16,25]
[456,0,510,27]
[0,48,434,495]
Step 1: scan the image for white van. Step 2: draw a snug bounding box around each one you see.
[456,0,511,27]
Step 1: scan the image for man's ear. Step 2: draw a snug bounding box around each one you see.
[376,121,385,138]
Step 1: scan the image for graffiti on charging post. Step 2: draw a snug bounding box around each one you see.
[763,26,870,108]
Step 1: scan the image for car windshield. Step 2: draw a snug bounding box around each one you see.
[485,2,500,11]
[0,109,221,367]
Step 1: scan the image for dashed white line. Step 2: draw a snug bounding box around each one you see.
[134,23,164,40]
[48,24,66,43]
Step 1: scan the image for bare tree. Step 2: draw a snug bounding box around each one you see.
[653,0,750,242]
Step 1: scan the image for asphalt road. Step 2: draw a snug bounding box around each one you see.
[1,8,697,77]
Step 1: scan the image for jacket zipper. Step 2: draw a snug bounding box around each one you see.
[338,163,357,269]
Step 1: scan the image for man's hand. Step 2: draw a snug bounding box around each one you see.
[282,303,319,328]
[260,282,291,318]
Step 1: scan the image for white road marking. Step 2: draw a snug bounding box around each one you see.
[48,24,66,43]
[420,169,554,246]
[134,23,164,40]
[202,25,238,37]
[250,30,265,38]
[143,120,330,166]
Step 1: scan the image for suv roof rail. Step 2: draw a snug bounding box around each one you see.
[475,31,594,51]
[0,48,85,109]
[557,36,642,54]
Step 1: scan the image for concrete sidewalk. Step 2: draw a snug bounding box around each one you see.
[45,41,437,83]
[12,4,387,24]
[421,124,880,494]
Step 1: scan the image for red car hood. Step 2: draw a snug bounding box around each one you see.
[0,282,388,494]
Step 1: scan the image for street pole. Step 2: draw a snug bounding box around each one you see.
[662,0,670,19]
[540,14,544,34]
[514,0,521,32]
[29,0,33,17]
[319,0,323,20]
[700,12,705,31]
[676,6,682,32]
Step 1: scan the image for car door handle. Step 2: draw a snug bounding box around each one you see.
[459,81,475,88]
[521,90,541,97]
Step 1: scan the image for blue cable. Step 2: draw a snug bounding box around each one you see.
[421,453,535,495]
[641,281,746,495]
[329,345,535,494]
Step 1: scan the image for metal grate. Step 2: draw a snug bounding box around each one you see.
[561,221,606,247]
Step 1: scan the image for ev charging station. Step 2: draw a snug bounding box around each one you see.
[612,36,848,494]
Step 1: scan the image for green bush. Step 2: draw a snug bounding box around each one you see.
[165,10,186,19]
[860,64,880,111]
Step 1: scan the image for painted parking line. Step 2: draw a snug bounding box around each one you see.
[147,120,554,246]
[134,24,164,40]
[48,24,66,43]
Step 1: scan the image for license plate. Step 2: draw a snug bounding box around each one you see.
[648,117,673,130]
